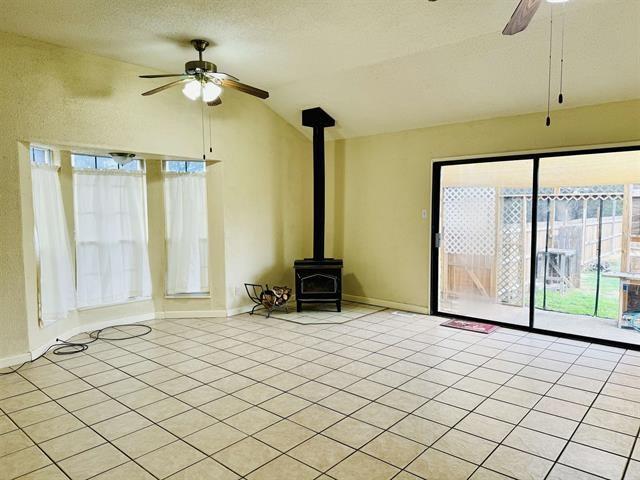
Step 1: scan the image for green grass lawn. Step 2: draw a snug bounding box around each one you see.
[535,269,619,319]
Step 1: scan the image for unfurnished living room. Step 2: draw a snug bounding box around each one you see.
[0,1,639,479]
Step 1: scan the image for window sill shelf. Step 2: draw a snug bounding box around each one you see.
[165,294,211,300]
[76,297,152,312]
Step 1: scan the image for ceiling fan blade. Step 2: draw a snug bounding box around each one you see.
[207,72,240,82]
[207,97,222,106]
[502,0,543,35]
[220,79,269,99]
[141,78,191,96]
[139,74,187,78]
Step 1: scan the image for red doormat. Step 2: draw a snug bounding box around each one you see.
[440,319,498,334]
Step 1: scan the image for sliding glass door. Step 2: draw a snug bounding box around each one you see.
[436,159,534,326]
[432,148,640,347]
[534,152,640,344]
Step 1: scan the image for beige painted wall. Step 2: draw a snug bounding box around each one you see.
[326,99,640,312]
[213,96,313,311]
[0,32,311,362]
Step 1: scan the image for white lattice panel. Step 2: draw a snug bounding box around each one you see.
[443,187,496,256]
[498,197,525,306]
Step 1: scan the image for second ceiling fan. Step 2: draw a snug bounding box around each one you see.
[503,0,568,35]
[139,39,269,106]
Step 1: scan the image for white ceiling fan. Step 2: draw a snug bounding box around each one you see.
[139,39,269,106]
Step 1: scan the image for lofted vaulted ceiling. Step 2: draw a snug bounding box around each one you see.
[1,0,638,138]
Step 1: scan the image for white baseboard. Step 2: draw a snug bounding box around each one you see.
[1,304,260,370]
[153,306,255,320]
[3,294,375,369]
[29,313,157,361]
[0,353,32,370]
[343,294,429,315]
[0,313,155,370]
[159,310,228,319]
[226,304,253,316]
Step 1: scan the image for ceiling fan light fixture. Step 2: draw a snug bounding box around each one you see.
[202,82,222,103]
[140,39,269,102]
[182,79,201,100]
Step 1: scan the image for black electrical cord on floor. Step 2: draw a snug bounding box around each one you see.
[0,324,152,376]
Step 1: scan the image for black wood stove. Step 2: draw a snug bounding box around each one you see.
[294,107,343,312]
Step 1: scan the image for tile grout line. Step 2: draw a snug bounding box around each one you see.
[2,310,640,479]
[2,306,390,480]
[13,366,173,479]
[137,314,640,472]
[542,346,627,480]
[621,421,640,479]
[434,325,596,480]
[58,311,476,478]
[0,319,622,479]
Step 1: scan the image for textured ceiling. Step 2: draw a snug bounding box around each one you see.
[1,0,639,138]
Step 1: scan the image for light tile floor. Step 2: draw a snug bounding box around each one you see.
[1,308,640,479]
[263,301,384,325]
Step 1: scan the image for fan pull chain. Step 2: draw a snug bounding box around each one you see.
[558,5,565,104]
[545,6,554,127]
[209,107,213,153]
[200,96,206,160]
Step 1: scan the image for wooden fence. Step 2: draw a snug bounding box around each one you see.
[529,215,623,267]
[441,193,623,304]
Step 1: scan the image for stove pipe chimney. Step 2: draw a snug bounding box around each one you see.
[302,107,335,260]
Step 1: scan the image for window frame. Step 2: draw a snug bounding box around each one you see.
[162,165,210,297]
[71,153,145,173]
[30,146,56,166]
[163,160,207,174]
[72,157,152,308]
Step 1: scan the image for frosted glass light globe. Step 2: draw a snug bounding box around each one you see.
[182,80,201,100]
[202,82,222,102]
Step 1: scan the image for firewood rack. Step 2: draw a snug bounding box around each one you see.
[244,283,292,318]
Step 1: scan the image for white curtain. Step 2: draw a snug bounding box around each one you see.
[74,170,151,307]
[31,165,76,325]
[164,173,209,294]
